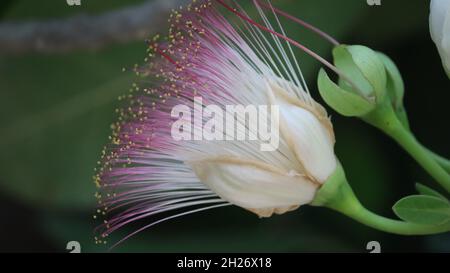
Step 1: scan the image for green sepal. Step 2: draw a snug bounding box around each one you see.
[333,45,387,102]
[311,162,359,211]
[376,53,410,129]
[317,69,375,117]
[377,52,404,109]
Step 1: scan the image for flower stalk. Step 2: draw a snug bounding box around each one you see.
[313,163,450,235]
[362,98,450,192]
[427,149,450,173]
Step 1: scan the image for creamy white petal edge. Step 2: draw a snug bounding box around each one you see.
[189,156,319,218]
[267,80,336,183]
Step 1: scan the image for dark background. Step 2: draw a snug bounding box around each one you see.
[0,0,449,252]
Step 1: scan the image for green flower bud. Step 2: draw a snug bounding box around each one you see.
[377,53,404,110]
[317,69,376,117]
[317,45,387,117]
[376,53,409,129]
[334,45,387,100]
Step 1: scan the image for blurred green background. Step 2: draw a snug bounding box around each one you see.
[0,0,449,252]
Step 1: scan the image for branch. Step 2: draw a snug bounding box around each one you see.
[0,0,189,54]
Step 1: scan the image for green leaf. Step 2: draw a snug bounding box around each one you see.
[317,69,375,117]
[393,195,450,225]
[415,183,448,202]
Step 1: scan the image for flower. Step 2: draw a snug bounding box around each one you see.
[94,0,336,246]
[430,0,450,77]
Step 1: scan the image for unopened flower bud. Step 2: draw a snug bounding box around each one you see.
[317,45,387,117]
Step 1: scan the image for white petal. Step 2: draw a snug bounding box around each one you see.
[442,9,450,74]
[267,81,336,183]
[430,0,450,75]
[188,156,318,217]
[430,0,450,43]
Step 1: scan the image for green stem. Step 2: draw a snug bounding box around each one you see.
[363,101,450,193]
[394,106,450,173]
[394,105,410,131]
[390,128,450,192]
[313,164,450,235]
[426,148,450,173]
[339,201,450,235]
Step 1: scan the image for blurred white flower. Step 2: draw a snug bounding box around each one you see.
[430,0,450,76]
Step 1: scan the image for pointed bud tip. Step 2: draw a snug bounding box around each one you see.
[332,44,387,102]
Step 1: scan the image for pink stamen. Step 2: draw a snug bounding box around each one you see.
[216,0,359,92]
[147,40,182,69]
[254,0,340,46]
